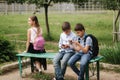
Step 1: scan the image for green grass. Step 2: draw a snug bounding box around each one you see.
[0,12,114,52]
[32,72,75,80]
[100,42,120,64]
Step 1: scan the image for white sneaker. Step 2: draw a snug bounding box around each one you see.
[52,77,56,80]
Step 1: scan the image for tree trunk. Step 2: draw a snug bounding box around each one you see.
[44,0,52,36]
[118,12,120,41]
[118,10,120,41]
[113,10,120,42]
[113,11,118,42]
[44,4,50,36]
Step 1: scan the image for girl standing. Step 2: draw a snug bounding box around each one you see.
[26,16,47,73]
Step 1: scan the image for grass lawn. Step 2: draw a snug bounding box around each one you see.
[1,12,120,79]
[32,72,75,80]
[0,12,113,51]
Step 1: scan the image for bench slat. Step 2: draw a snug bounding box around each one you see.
[16,52,56,59]
[16,52,103,62]
[89,56,103,63]
[16,52,103,79]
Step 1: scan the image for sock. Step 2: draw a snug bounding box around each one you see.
[38,69,42,72]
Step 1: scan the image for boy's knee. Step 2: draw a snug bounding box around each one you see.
[61,59,67,64]
[80,62,86,67]
[53,58,59,64]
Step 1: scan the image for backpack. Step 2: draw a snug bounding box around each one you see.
[84,34,99,58]
[33,35,45,50]
[32,29,45,50]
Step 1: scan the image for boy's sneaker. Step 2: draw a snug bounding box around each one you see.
[53,77,56,80]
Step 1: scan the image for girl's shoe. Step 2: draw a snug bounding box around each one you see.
[38,69,42,74]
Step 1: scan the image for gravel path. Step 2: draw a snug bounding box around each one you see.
[0,64,120,80]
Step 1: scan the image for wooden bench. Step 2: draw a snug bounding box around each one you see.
[16,52,103,80]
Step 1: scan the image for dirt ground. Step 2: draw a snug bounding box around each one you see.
[0,64,120,80]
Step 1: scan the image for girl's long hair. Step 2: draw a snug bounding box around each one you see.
[30,16,41,35]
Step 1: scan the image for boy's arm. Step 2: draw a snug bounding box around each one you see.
[73,41,90,53]
[59,34,63,48]
[59,34,69,49]
[79,44,90,53]
[73,37,92,53]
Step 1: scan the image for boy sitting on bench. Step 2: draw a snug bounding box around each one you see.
[53,22,76,80]
[68,23,93,80]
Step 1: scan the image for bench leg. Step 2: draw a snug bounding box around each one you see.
[30,57,34,73]
[97,61,100,80]
[18,56,22,77]
[85,63,89,80]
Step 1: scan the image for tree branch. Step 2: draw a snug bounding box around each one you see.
[113,10,120,42]
[115,9,120,25]
[48,0,52,6]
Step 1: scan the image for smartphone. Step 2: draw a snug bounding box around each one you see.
[62,44,65,46]
[69,40,73,44]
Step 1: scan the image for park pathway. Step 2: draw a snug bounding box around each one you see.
[0,64,120,80]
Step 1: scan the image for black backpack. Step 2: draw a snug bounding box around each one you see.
[84,34,99,58]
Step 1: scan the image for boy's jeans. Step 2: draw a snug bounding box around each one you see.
[68,52,92,80]
[53,51,74,79]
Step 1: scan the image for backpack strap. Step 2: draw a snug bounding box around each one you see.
[84,35,93,52]
[84,35,88,46]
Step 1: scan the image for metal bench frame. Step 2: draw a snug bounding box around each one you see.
[16,52,103,80]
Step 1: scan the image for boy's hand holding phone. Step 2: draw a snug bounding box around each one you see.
[61,44,70,49]
[72,41,82,51]
[72,41,79,45]
[69,40,73,44]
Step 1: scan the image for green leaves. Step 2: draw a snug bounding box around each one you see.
[53,0,88,4]
[6,0,120,10]
[0,36,17,63]
[26,0,44,8]
[101,0,120,10]
[6,0,89,5]
[6,0,26,4]
[100,43,120,64]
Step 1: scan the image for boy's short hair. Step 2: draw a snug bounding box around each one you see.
[62,22,71,31]
[74,23,85,31]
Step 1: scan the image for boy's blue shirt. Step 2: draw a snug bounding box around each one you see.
[77,33,93,54]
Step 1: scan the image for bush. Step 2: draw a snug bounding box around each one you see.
[0,36,17,63]
[100,43,120,64]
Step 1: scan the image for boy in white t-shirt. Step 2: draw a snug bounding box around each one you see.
[53,22,76,80]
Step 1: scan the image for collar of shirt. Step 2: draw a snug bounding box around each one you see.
[77,33,87,42]
[63,31,72,38]
[80,33,87,40]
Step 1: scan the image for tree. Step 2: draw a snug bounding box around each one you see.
[6,0,88,37]
[6,0,52,36]
[101,0,120,42]
[26,0,52,37]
